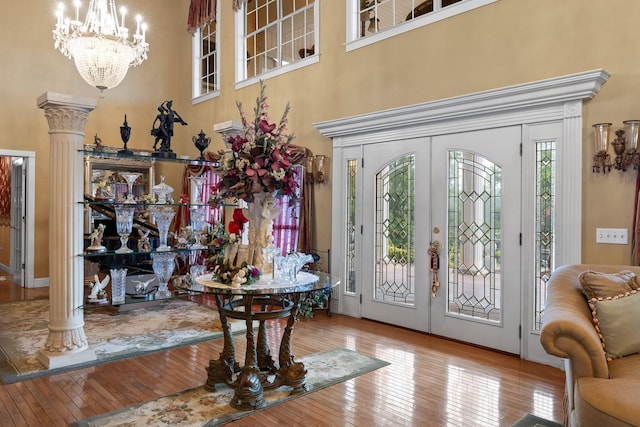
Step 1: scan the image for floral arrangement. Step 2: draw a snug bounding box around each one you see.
[211,80,303,206]
[175,226,196,248]
[205,209,260,286]
[206,209,246,250]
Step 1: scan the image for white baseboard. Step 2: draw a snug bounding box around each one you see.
[33,277,50,288]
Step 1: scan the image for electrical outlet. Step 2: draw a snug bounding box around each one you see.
[596,228,629,245]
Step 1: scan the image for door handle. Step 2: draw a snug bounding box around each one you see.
[429,227,441,298]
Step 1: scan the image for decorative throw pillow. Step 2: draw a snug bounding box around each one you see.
[578,270,638,300]
[588,290,640,360]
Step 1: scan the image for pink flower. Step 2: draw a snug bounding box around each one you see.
[258,119,276,134]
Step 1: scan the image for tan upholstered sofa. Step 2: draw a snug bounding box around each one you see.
[540,264,640,427]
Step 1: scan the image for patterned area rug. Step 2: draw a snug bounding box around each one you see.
[510,413,564,427]
[0,298,242,384]
[73,348,389,427]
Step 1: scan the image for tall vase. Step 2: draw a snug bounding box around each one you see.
[152,251,176,299]
[151,208,175,251]
[110,267,128,304]
[245,192,281,270]
[114,204,135,254]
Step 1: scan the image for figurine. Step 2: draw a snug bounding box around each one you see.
[88,274,109,302]
[86,223,106,253]
[150,100,187,158]
[132,278,156,294]
[93,134,104,152]
[137,228,151,252]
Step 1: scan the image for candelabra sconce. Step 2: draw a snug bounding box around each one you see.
[305,154,327,184]
[592,120,640,173]
[592,123,612,173]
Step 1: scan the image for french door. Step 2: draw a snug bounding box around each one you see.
[360,127,522,354]
[361,139,430,332]
[10,158,25,286]
[430,127,521,354]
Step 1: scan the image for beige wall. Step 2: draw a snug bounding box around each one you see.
[1,0,639,279]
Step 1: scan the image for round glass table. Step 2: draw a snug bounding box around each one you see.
[196,270,338,410]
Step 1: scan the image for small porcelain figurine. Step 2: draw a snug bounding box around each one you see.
[86,223,106,253]
[88,274,109,303]
[137,228,151,252]
[132,278,156,295]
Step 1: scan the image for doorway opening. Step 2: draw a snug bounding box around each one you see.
[0,150,35,288]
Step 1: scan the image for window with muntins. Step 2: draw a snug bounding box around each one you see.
[349,0,498,50]
[242,0,317,80]
[192,20,218,102]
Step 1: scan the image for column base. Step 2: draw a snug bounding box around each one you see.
[37,346,96,369]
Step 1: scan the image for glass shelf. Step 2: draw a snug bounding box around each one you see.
[81,280,211,311]
[80,148,219,166]
[82,246,221,258]
[80,200,214,208]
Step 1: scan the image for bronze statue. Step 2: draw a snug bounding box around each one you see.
[151,100,187,158]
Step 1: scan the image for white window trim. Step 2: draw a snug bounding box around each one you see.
[192,5,221,105]
[234,0,320,89]
[313,70,609,288]
[346,0,498,52]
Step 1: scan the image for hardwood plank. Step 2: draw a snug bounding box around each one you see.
[0,280,565,426]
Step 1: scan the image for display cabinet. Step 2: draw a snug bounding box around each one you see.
[81,146,220,310]
[84,153,155,233]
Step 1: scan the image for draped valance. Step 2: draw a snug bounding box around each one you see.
[187,0,248,35]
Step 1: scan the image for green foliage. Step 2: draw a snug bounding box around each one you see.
[387,244,414,263]
[297,290,329,320]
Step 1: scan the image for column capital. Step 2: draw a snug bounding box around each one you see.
[37,92,97,134]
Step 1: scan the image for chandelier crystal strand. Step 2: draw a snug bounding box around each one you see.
[53,0,149,94]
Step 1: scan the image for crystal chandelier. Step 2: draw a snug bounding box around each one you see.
[53,0,149,94]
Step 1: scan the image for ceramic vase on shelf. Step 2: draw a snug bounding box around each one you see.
[120,172,142,203]
[245,192,281,270]
[114,204,135,253]
[152,251,177,299]
[110,267,128,304]
[151,208,175,251]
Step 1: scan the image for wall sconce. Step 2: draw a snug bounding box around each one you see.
[305,154,327,184]
[592,120,640,173]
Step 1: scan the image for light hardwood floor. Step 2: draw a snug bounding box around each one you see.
[0,275,565,427]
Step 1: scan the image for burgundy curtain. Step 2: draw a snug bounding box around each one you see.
[172,152,221,234]
[297,150,314,253]
[188,0,248,35]
[187,0,217,35]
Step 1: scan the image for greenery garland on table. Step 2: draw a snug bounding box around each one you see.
[212,261,261,287]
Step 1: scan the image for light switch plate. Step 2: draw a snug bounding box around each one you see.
[596,228,628,245]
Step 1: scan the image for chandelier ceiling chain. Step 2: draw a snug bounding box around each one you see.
[53,0,149,94]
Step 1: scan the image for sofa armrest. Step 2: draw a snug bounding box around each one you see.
[540,265,609,380]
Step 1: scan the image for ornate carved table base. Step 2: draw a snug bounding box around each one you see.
[205,293,309,409]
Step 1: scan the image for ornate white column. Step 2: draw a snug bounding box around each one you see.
[36,92,98,368]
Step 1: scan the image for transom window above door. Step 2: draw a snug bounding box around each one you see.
[237,0,318,84]
[347,0,498,51]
